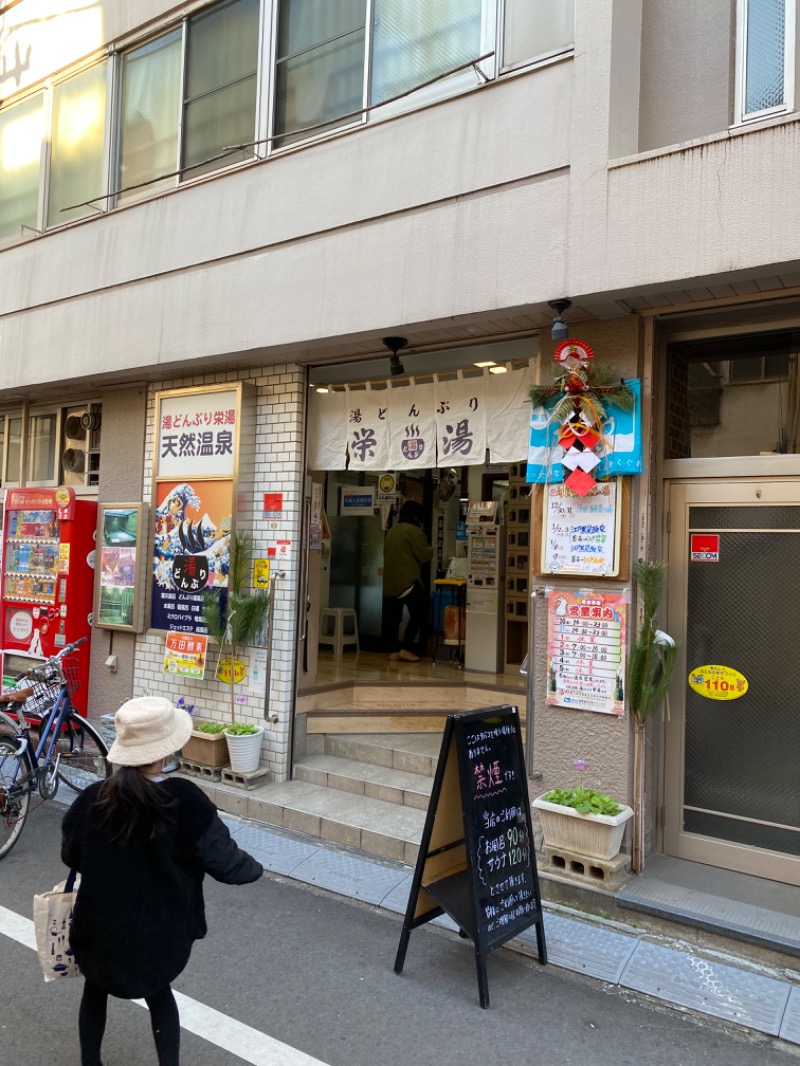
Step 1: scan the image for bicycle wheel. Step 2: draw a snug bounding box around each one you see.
[0,737,31,859]
[56,714,110,793]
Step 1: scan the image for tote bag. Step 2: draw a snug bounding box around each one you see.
[33,869,81,981]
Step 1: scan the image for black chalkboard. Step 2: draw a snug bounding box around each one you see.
[394,705,546,1008]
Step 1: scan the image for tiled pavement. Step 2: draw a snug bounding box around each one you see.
[224,812,800,1046]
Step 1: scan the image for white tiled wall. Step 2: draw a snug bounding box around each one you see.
[134,363,306,781]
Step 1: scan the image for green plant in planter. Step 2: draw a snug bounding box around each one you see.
[202,530,270,730]
[193,721,226,735]
[544,758,622,816]
[224,722,259,736]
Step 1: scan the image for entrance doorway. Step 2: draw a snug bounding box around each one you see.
[664,479,800,885]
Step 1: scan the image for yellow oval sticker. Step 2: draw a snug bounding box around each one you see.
[688,664,748,700]
[215,658,247,685]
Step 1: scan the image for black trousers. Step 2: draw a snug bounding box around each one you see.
[79,980,180,1066]
[383,583,427,653]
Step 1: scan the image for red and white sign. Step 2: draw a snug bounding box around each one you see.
[263,492,283,515]
[691,534,720,562]
[156,388,238,478]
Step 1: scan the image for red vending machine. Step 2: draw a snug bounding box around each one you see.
[1,487,96,715]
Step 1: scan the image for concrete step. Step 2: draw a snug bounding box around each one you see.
[231,778,426,865]
[294,752,433,810]
[315,732,442,777]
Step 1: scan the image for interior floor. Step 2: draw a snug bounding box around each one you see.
[308,648,527,695]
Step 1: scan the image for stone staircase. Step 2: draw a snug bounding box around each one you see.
[208,732,442,866]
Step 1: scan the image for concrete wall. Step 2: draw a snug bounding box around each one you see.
[88,384,147,718]
[0,60,571,389]
[638,0,733,152]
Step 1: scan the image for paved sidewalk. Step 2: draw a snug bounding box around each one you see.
[222,811,800,1047]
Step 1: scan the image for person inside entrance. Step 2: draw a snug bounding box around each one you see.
[382,500,433,662]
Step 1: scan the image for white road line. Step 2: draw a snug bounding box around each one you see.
[0,904,329,1066]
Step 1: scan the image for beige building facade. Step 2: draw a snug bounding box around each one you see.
[1,0,799,888]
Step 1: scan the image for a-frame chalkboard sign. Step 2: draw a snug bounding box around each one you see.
[394,705,546,1008]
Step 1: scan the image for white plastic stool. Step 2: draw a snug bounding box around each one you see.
[319,608,360,655]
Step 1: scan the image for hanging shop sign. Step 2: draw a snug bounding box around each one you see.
[151,384,253,634]
[688,664,748,700]
[309,365,533,471]
[546,589,627,716]
[164,630,208,680]
[215,657,247,684]
[542,480,622,577]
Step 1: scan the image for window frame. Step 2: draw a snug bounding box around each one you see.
[734,0,796,125]
[497,0,575,76]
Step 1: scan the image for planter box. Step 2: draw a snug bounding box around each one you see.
[182,728,229,768]
[225,726,264,773]
[532,794,633,861]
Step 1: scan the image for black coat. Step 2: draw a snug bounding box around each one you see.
[61,777,262,999]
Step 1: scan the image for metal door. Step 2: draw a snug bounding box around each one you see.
[664,480,800,885]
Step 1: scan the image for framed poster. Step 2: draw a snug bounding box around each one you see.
[94,503,148,631]
[546,589,627,716]
[541,479,623,577]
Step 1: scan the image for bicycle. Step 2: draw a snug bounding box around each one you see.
[0,637,110,859]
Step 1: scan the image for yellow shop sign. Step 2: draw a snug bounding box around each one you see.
[688,664,748,701]
[215,657,246,684]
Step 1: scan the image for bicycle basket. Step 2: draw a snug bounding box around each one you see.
[61,659,81,698]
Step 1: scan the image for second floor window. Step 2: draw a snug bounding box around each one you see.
[737,0,795,122]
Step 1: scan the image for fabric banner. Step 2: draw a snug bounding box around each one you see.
[434,372,487,467]
[388,380,437,470]
[487,364,534,463]
[526,378,642,484]
[307,388,347,470]
[344,384,391,471]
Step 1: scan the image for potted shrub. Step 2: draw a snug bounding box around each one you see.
[532,758,633,861]
[202,531,270,774]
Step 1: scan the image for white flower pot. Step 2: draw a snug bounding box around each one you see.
[532,794,633,861]
[224,727,264,773]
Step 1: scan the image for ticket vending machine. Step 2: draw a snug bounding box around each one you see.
[465,501,505,673]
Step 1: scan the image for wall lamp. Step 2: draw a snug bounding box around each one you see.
[383,336,408,376]
[548,299,572,342]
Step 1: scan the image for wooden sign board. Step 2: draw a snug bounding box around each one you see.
[394,706,546,1008]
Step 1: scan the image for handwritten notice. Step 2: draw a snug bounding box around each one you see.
[542,480,619,576]
[546,590,626,716]
[457,713,539,943]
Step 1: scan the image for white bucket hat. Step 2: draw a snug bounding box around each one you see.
[108,697,193,767]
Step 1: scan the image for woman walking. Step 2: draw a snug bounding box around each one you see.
[61,696,263,1066]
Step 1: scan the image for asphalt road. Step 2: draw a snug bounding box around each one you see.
[1,801,798,1066]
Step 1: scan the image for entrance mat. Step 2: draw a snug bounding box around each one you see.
[617,855,800,956]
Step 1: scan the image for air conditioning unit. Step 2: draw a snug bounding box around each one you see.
[61,405,101,486]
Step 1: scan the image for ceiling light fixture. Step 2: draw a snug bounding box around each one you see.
[473,360,496,368]
[489,365,508,374]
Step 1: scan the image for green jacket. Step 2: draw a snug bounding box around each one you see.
[382,521,433,598]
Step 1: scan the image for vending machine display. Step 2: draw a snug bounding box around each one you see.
[1,487,97,713]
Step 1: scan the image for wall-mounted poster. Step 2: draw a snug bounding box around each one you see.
[164,630,208,679]
[152,479,233,633]
[151,382,256,633]
[541,480,621,576]
[546,589,627,716]
[94,503,148,631]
